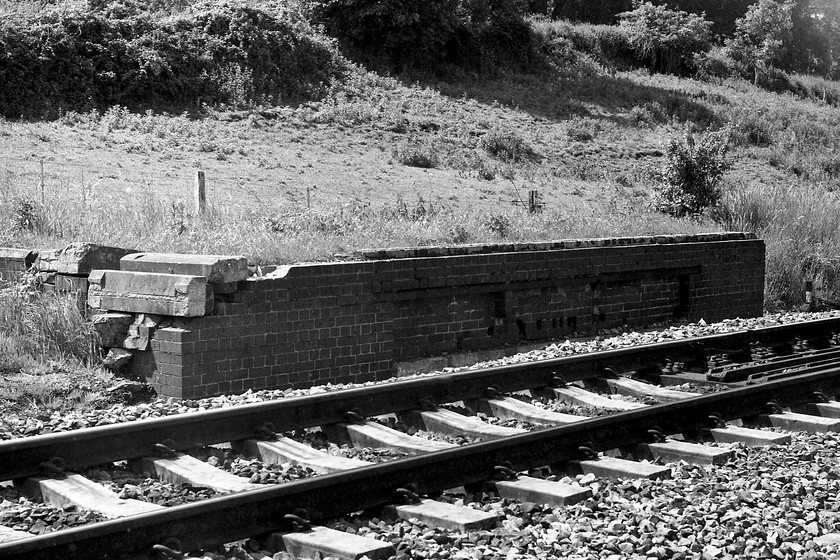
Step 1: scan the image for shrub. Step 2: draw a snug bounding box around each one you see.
[618,1,713,75]
[306,0,536,72]
[565,116,602,142]
[726,0,794,86]
[484,213,511,237]
[481,128,536,162]
[655,128,732,217]
[0,0,348,117]
[394,137,440,168]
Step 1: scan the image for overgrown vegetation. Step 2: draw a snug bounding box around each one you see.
[0,0,348,117]
[655,128,732,217]
[1,0,840,314]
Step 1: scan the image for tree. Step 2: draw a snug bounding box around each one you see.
[618,1,713,75]
[726,0,794,85]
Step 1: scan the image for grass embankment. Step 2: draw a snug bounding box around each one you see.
[0,0,839,401]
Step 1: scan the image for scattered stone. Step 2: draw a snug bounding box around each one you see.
[102,348,133,370]
[91,312,134,347]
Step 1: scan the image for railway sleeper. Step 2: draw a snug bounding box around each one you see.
[263,525,395,560]
[745,411,840,433]
[401,408,526,440]
[538,385,645,410]
[385,499,500,532]
[321,421,454,455]
[0,526,30,544]
[16,473,164,519]
[707,425,792,446]
[468,395,588,425]
[493,475,592,506]
[567,456,671,480]
[130,454,265,494]
[240,436,372,474]
[632,440,735,466]
[604,377,700,403]
[790,400,840,419]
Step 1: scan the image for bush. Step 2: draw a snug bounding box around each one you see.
[306,0,537,72]
[655,128,732,217]
[0,0,348,117]
[481,128,536,162]
[618,1,712,75]
[394,137,440,168]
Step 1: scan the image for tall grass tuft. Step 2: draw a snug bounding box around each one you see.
[0,283,100,366]
[714,182,840,310]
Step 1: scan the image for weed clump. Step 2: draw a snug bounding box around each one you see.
[394,138,440,169]
[481,128,536,162]
[655,128,732,217]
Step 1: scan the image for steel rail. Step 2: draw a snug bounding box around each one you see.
[3,366,840,560]
[2,317,839,481]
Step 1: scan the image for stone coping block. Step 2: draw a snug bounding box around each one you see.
[88,270,212,317]
[121,253,248,284]
[0,247,37,270]
[38,243,134,275]
[351,232,755,260]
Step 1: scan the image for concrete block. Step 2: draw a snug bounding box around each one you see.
[546,386,645,411]
[403,409,526,440]
[38,243,133,275]
[568,457,671,480]
[132,453,263,494]
[709,426,791,446]
[277,526,394,560]
[474,396,588,425]
[394,499,499,531]
[495,476,592,506]
[326,421,454,455]
[17,474,163,519]
[634,440,734,465]
[242,437,371,474]
[88,270,213,317]
[606,378,700,403]
[121,253,249,284]
[91,312,134,347]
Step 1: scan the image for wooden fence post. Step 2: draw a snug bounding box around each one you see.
[195,170,206,214]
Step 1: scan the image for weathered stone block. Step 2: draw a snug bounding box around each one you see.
[0,247,37,275]
[54,274,89,294]
[88,270,213,317]
[92,312,134,347]
[120,253,249,284]
[38,243,134,275]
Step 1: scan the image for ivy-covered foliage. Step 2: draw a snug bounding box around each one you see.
[0,0,349,118]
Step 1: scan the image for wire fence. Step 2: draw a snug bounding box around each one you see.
[0,155,281,215]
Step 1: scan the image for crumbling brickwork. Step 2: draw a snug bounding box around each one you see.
[127,233,765,399]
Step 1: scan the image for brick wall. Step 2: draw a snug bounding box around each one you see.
[129,233,765,399]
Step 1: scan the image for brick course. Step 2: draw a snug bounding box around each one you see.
[127,233,765,399]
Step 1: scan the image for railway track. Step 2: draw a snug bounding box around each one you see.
[4,317,840,559]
